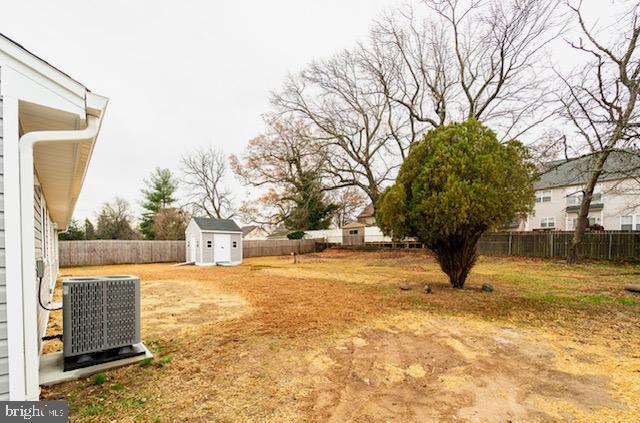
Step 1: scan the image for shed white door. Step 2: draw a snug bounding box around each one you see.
[214,234,231,262]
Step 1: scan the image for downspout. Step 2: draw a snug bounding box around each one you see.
[18,115,102,400]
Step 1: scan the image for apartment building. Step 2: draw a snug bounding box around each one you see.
[522,151,640,231]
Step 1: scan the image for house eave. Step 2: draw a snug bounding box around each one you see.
[22,94,108,231]
[0,33,87,98]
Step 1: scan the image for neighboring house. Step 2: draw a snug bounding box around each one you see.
[523,151,640,231]
[266,224,290,240]
[185,217,243,266]
[0,34,108,400]
[356,203,376,226]
[241,225,269,240]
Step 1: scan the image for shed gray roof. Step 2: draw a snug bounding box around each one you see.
[192,217,242,232]
[535,150,640,189]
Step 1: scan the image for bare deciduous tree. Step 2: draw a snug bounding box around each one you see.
[557,1,640,264]
[271,0,563,213]
[329,187,368,228]
[370,0,564,141]
[152,207,190,240]
[181,147,235,219]
[95,197,139,240]
[271,48,405,208]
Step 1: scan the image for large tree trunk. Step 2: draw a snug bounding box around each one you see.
[567,151,611,264]
[431,231,483,289]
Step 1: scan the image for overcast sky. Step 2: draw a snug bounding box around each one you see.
[0,0,618,224]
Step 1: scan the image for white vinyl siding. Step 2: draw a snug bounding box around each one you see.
[230,233,242,263]
[0,73,9,400]
[33,183,58,351]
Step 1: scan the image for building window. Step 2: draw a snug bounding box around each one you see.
[540,217,555,228]
[232,241,237,248]
[348,229,359,235]
[207,240,212,248]
[535,191,551,203]
[566,192,582,206]
[567,191,602,206]
[621,215,633,231]
[636,215,640,231]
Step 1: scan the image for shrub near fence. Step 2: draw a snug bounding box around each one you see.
[59,239,325,266]
[477,231,640,261]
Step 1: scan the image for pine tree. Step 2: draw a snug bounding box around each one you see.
[58,219,85,240]
[284,171,337,230]
[139,168,178,239]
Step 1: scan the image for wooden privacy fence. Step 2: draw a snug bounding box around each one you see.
[59,240,186,266]
[477,231,640,260]
[59,239,325,266]
[243,239,323,258]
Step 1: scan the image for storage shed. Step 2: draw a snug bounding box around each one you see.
[186,217,243,266]
[342,222,366,246]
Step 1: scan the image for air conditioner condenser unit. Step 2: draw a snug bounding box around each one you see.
[62,275,142,371]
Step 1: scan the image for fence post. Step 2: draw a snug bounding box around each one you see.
[608,232,613,260]
[508,232,512,256]
[550,232,554,258]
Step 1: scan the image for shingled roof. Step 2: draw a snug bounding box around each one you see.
[192,217,242,232]
[535,150,640,190]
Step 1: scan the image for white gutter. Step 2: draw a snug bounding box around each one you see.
[18,113,104,400]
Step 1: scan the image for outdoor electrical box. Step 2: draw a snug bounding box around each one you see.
[62,275,141,370]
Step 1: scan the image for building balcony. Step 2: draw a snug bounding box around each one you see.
[566,202,604,212]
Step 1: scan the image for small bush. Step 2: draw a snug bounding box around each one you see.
[93,373,107,385]
[287,231,305,240]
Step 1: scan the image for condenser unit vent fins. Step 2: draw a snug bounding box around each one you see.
[63,276,141,357]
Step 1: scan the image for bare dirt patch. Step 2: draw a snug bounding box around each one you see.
[141,279,247,339]
[304,314,628,422]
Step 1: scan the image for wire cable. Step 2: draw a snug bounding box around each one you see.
[38,276,62,311]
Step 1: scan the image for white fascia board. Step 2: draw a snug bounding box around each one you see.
[0,37,85,99]
[0,63,84,119]
[86,92,108,118]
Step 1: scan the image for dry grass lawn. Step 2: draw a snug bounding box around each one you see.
[42,250,640,422]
